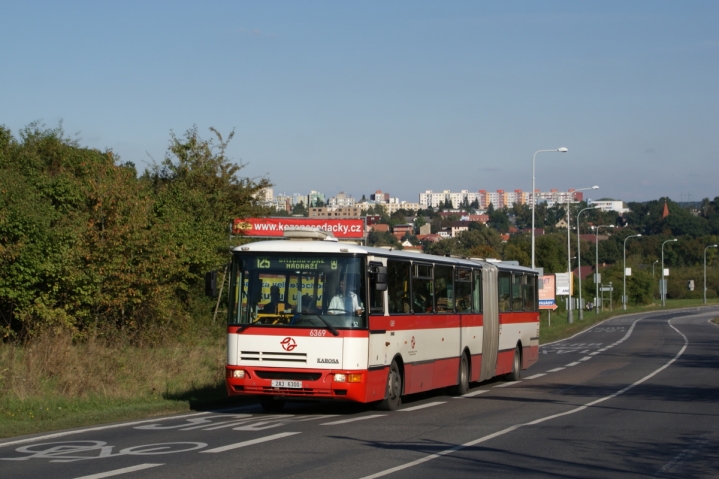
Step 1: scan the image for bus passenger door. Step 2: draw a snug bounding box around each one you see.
[368,326,387,368]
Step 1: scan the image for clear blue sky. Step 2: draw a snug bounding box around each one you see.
[2,1,717,204]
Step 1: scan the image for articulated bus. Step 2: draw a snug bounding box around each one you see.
[224,230,539,412]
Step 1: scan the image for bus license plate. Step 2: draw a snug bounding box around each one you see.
[271,380,302,389]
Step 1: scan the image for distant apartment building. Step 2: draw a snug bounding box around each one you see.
[307,190,326,207]
[308,206,363,218]
[535,189,585,207]
[588,199,629,214]
[358,200,421,214]
[478,189,528,209]
[328,192,356,208]
[270,194,293,213]
[370,190,390,203]
[420,188,591,210]
[255,187,274,203]
[419,190,480,209]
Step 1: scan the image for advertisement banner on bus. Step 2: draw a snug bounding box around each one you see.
[538,274,557,310]
[233,218,366,239]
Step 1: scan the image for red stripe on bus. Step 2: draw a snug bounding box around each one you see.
[499,312,539,324]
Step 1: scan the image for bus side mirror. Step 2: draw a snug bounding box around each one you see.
[370,265,388,292]
[205,271,218,297]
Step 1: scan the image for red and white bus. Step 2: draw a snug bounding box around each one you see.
[224,230,539,411]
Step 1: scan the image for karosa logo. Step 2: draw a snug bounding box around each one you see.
[280,337,297,351]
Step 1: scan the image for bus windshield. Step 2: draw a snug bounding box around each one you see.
[228,253,367,329]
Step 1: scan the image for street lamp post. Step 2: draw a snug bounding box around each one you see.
[652,260,659,277]
[566,186,598,323]
[576,205,599,320]
[595,225,614,314]
[704,244,717,304]
[661,238,677,307]
[531,148,568,270]
[623,234,642,310]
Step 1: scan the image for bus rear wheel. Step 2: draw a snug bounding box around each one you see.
[507,345,522,381]
[449,353,469,395]
[377,361,402,411]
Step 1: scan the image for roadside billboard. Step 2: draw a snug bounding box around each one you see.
[538,274,557,310]
[555,272,573,296]
[233,217,366,240]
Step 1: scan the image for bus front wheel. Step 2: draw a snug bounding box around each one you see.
[377,361,402,411]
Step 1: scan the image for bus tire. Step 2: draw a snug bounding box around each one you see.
[377,361,402,411]
[507,345,522,381]
[449,353,469,396]
[259,396,285,413]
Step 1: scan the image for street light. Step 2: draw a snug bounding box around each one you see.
[652,260,659,277]
[623,234,642,310]
[595,225,614,313]
[531,147,568,270]
[704,244,717,304]
[576,205,600,319]
[661,238,677,307]
[566,186,598,323]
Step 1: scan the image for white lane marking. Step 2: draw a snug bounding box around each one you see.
[566,362,580,367]
[590,352,601,355]
[201,432,300,453]
[0,412,210,449]
[493,381,521,388]
[579,356,592,361]
[321,415,387,425]
[547,367,565,372]
[524,373,546,379]
[73,463,163,479]
[461,389,489,397]
[359,318,688,479]
[399,402,446,412]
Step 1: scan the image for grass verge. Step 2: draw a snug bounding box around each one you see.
[0,331,240,439]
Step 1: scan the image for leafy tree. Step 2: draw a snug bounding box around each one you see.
[488,207,510,233]
[367,230,400,248]
[292,202,307,216]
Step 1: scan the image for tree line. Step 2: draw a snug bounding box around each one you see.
[0,122,270,342]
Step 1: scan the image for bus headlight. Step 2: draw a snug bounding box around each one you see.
[333,374,346,382]
[231,370,246,379]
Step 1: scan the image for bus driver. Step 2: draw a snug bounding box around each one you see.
[328,278,363,316]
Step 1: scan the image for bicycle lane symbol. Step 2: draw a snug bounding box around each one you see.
[0,440,207,463]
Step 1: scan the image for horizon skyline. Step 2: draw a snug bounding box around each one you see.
[2,2,717,205]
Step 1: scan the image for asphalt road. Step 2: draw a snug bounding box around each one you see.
[2,307,718,479]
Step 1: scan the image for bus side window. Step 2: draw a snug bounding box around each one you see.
[498,271,511,312]
[473,269,482,313]
[434,265,453,313]
[412,263,433,313]
[524,274,537,311]
[511,273,523,311]
[455,268,472,313]
[387,260,411,314]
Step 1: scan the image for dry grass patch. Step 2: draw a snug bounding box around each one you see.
[0,331,229,438]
